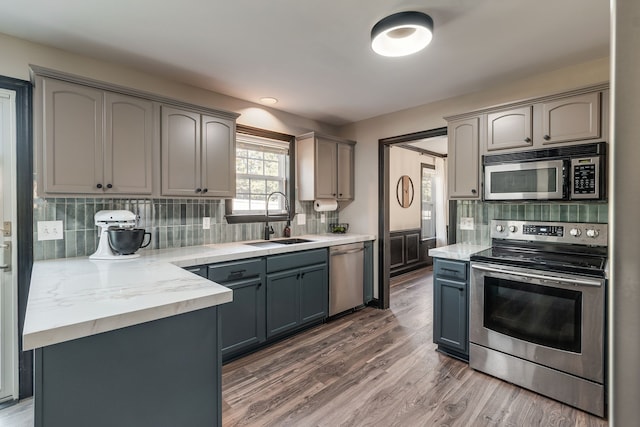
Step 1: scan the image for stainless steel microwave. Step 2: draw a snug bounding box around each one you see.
[483,142,606,201]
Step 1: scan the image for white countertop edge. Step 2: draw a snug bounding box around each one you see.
[428,243,491,261]
[24,233,375,349]
[23,290,232,351]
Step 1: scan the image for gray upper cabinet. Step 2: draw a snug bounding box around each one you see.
[539,92,601,145]
[37,77,153,195]
[336,142,354,200]
[105,93,153,194]
[448,117,480,199]
[296,132,356,201]
[40,78,103,194]
[486,106,533,151]
[161,106,235,198]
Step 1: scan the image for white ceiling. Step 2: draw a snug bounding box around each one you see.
[0,1,609,126]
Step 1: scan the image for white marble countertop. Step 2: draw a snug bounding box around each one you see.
[23,233,375,350]
[428,243,490,261]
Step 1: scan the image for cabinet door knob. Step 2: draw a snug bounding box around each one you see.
[202,188,208,194]
[195,188,202,193]
[543,134,551,141]
[524,137,531,143]
[106,184,113,189]
[339,193,343,197]
[471,189,477,194]
[96,183,103,189]
[332,193,336,197]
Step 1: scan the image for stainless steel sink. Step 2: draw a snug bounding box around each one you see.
[244,238,313,247]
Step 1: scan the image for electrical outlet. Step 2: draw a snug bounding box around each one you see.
[202,217,211,230]
[460,217,475,231]
[320,213,326,224]
[37,220,64,241]
[297,213,306,226]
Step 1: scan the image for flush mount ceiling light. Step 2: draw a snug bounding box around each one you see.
[371,11,434,57]
[260,97,278,105]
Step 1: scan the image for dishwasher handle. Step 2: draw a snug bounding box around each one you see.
[331,247,364,256]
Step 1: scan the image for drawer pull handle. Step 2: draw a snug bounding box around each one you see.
[441,268,460,273]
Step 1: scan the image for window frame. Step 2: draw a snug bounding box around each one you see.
[420,162,436,239]
[225,124,296,224]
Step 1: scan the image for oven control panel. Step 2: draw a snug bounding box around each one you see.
[522,224,564,237]
[491,220,607,246]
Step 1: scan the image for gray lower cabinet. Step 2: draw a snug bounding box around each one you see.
[207,258,266,361]
[266,249,328,338]
[35,307,221,427]
[433,258,469,361]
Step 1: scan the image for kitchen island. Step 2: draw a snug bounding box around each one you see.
[24,233,374,427]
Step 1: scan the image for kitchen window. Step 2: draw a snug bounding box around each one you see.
[225,125,295,223]
[421,163,436,239]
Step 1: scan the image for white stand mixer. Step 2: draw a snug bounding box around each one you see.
[90,210,141,260]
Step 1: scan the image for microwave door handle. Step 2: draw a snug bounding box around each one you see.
[471,263,602,287]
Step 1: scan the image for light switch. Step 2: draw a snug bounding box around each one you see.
[203,217,211,230]
[297,213,306,226]
[37,221,64,241]
[320,213,326,224]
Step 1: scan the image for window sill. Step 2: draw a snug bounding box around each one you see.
[225,214,290,224]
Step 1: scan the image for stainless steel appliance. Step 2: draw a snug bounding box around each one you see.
[483,142,606,201]
[329,242,364,316]
[469,220,607,416]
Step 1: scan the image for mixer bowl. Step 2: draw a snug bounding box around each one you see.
[107,227,151,255]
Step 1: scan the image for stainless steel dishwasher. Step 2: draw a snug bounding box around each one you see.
[329,242,364,316]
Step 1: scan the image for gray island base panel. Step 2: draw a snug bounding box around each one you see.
[35,306,221,427]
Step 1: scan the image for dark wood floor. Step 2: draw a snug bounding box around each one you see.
[221,267,608,426]
[0,267,608,426]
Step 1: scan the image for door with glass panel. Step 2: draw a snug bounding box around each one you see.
[0,89,17,402]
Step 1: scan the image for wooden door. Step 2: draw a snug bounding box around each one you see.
[104,93,153,194]
[41,78,104,194]
[336,142,354,200]
[161,106,201,197]
[448,117,480,199]
[486,106,533,151]
[315,138,337,198]
[540,92,601,145]
[201,115,235,198]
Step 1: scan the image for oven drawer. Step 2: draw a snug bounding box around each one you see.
[435,259,467,281]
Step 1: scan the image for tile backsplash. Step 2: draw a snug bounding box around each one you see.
[33,198,338,260]
[456,200,608,245]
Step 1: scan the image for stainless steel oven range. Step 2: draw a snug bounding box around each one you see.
[469,220,607,417]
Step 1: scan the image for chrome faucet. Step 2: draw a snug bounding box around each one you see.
[265,191,290,240]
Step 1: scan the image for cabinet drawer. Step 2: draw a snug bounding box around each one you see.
[267,249,327,273]
[208,258,265,283]
[434,259,467,281]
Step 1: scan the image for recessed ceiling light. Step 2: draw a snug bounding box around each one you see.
[260,97,278,105]
[371,11,434,57]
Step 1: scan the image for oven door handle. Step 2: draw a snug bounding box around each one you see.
[471,263,603,287]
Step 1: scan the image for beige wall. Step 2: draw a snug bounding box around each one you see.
[0,32,339,137]
[338,56,609,298]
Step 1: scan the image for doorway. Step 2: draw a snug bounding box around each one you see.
[0,88,18,402]
[377,127,448,309]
